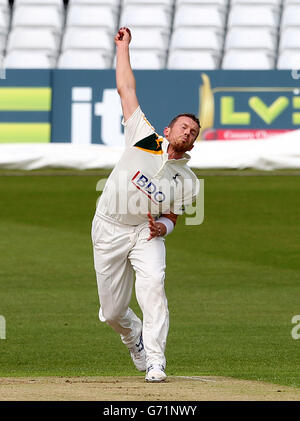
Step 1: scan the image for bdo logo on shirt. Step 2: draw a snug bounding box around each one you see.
[131,171,166,204]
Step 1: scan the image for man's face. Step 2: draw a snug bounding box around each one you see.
[163,116,199,153]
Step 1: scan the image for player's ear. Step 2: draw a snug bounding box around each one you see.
[163,127,170,138]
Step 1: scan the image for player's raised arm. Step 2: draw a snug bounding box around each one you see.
[114,27,139,122]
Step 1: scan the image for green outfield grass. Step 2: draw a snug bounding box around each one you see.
[0,171,299,387]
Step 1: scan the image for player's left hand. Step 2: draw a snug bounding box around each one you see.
[147,212,161,241]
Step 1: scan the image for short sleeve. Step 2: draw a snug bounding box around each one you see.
[122,106,157,148]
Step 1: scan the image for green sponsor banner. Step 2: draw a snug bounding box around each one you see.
[0,88,52,111]
[0,123,51,143]
[0,86,51,142]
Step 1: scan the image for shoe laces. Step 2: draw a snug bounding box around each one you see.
[131,334,144,356]
[147,364,165,373]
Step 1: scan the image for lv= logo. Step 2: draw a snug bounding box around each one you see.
[197,73,300,140]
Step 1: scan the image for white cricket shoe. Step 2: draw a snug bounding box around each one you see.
[145,364,167,382]
[129,334,146,372]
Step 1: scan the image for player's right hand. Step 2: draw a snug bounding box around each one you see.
[114,27,132,46]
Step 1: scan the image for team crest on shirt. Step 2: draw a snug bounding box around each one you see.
[133,133,163,155]
[131,171,166,204]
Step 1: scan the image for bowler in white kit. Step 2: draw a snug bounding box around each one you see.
[92,27,201,382]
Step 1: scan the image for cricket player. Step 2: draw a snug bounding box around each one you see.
[92,27,200,382]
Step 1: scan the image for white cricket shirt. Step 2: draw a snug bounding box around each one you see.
[96,106,199,225]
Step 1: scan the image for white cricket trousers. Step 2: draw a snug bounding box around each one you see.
[91,213,169,368]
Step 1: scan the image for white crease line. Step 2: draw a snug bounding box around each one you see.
[173,376,218,383]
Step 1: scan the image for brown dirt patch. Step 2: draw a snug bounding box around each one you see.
[0,376,299,401]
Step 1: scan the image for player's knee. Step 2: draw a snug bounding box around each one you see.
[99,306,122,325]
[150,270,166,289]
[137,270,166,298]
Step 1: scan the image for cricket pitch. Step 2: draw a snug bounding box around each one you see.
[0,376,299,401]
